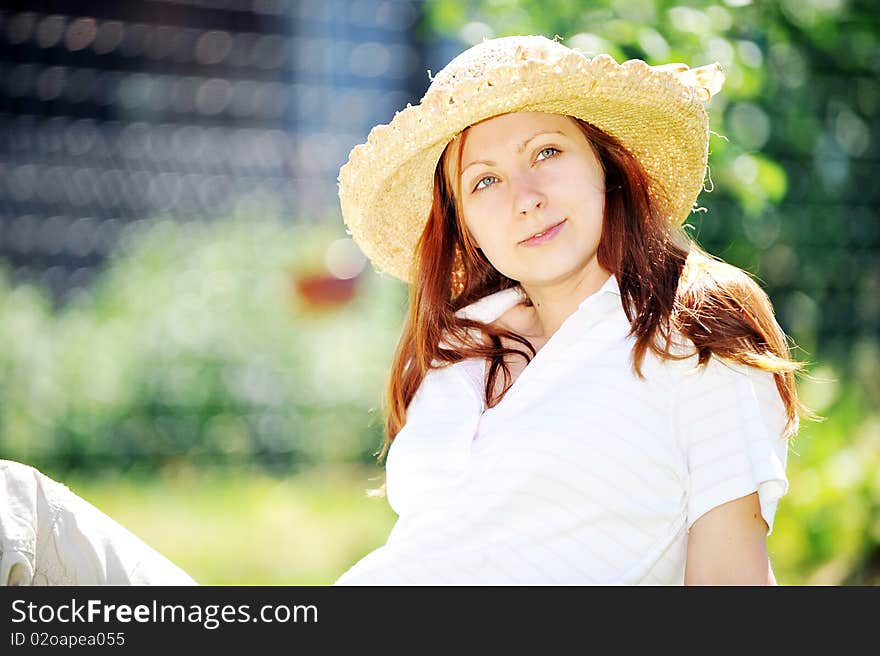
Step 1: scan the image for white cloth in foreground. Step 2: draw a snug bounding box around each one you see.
[336,274,792,585]
[0,460,196,585]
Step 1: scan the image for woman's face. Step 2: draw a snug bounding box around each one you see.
[453,112,606,289]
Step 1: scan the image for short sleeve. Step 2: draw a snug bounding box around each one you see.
[675,356,791,535]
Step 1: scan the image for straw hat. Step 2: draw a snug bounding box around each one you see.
[338,35,724,283]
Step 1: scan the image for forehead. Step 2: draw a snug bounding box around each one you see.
[461,112,578,156]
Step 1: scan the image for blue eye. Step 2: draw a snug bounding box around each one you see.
[471,148,560,193]
[474,175,498,192]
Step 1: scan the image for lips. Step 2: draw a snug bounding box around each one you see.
[520,219,566,244]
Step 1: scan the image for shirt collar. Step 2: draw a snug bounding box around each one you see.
[455,274,620,325]
[454,286,526,324]
[578,273,620,311]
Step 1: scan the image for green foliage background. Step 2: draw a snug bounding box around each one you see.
[0,214,405,472]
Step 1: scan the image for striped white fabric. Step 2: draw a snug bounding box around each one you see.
[335,274,791,585]
[0,461,197,585]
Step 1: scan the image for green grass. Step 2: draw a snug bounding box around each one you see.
[65,463,396,585]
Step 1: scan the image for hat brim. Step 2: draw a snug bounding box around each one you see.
[339,53,710,283]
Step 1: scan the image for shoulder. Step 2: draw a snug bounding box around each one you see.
[673,353,788,441]
[679,354,778,396]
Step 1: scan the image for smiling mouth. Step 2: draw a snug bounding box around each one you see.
[520,219,566,244]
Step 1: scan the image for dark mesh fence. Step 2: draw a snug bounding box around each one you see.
[0,0,422,301]
[0,0,425,472]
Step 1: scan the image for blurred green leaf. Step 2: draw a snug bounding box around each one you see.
[0,214,407,472]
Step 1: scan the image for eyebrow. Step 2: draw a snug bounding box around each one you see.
[460,130,567,179]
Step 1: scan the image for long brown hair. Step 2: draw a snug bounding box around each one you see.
[378,115,812,465]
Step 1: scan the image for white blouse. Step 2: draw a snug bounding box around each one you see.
[335,274,791,585]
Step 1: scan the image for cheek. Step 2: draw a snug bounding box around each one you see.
[462,205,500,248]
[461,213,482,248]
[473,221,511,257]
[463,213,516,270]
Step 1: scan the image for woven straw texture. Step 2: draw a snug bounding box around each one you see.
[338,35,723,283]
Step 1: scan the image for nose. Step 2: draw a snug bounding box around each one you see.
[514,178,546,217]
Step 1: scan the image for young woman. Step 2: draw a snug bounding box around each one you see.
[0,35,808,587]
[333,35,809,585]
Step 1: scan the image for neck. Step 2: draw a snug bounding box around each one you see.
[519,264,613,339]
